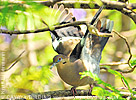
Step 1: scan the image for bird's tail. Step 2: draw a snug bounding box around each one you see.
[70,18,114,62]
[92,18,114,52]
[80,18,114,63]
[80,18,114,73]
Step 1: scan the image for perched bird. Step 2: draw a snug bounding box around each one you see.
[50,4,114,95]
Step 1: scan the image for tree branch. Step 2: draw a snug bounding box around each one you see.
[29,89,136,99]
[100,65,136,73]
[0,21,86,35]
[0,1,136,35]
[30,89,89,99]
[41,0,136,23]
[37,1,136,10]
[3,0,136,23]
[116,65,136,73]
[0,21,112,37]
[57,1,136,23]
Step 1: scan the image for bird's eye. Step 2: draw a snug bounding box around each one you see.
[58,57,62,61]
[57,57,62,62]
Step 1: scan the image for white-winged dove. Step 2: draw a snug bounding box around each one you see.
[50,4,114,96]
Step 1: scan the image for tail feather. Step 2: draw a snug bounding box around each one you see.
[70,18,114,62]
[79,18,113,73]
[99,18,114,51]
[91,18,114,53]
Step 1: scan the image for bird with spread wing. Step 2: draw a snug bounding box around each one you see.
[48,4,114,96]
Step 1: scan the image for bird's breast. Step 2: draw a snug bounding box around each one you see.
[56,60,93,87]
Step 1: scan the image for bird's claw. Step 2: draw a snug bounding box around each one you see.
[71,87,77,97]
[88,84,93,95]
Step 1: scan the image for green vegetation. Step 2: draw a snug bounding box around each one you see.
[0,0,136,99]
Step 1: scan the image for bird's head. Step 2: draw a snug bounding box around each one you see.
[50,54,68,69]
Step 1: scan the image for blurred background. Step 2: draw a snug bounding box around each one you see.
[0,0,136,97]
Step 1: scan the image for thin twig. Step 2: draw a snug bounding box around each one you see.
[100,30,132,67]
[100,30,133,73]
[3,50,25,72]
[120,72,128,89]
[100,65,136,73]
[116,65,136,73]
[100,62,128,66]
[113,30,132,68]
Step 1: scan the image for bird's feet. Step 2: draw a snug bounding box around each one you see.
[71,87,77,97]
[88,84,93,95]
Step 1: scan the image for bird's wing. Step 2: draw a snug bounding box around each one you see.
[50,4,84,56]
[70,6,105,61]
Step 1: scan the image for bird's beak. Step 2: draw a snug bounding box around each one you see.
[50,63,57,69]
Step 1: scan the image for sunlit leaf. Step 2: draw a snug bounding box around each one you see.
[80,71,123,98]
[130,58,136,66]
[17,13,27,31]
[108,69,134,94]
[74,1,80,8]
[6,14,16,30]
[93,0,103,6]
[92,87,124,99]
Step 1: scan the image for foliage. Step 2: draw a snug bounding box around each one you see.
[7,31,57,94]
[0,0,60,95]
[0,0,59,31]
[10,65,52,92]
[80,67,136,99]
[130,58,136,66]
[80,71,123,99]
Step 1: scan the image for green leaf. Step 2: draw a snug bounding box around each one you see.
[26,10,35,30]
[92,87,125,99]
[108,69,134,94]
[130,58,136,66]
[74,1,80,8]
[80,71,123,98]
[80,71,99,81]
[94,0,103,6]
[108,69,121,77]
[17,13,27,31]
[6,14,16,30]
[92,87,108,97]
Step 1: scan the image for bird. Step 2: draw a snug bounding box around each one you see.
[50,4,114,96]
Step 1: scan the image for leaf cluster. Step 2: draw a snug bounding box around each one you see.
[80,60,136,99]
